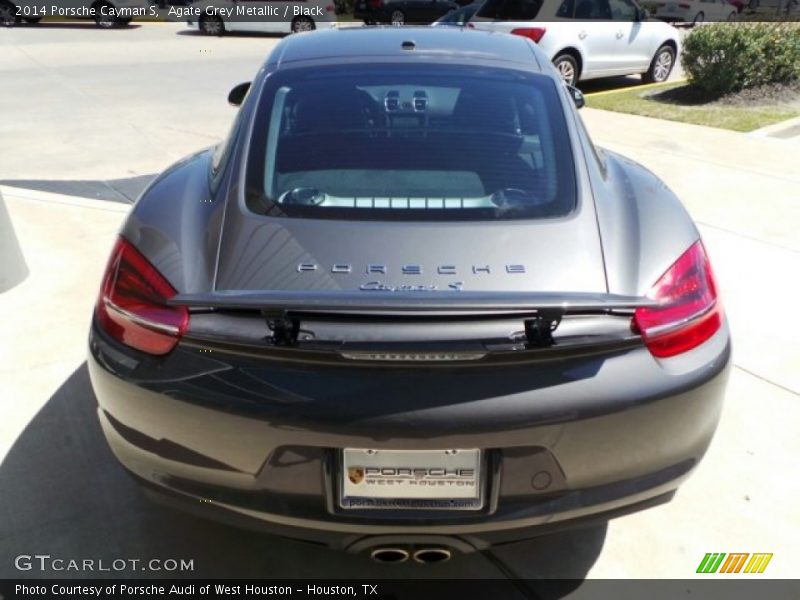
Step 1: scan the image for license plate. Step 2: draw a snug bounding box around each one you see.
[340,448,482,510]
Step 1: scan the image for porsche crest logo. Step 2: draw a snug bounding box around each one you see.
[348,467,365,485]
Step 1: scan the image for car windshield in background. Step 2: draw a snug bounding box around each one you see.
[245,65,576,221]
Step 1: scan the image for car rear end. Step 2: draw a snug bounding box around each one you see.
[654,0,695,21]
[89,45,729,552]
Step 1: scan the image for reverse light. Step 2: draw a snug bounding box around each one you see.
[95,237,188,355]
[633,241,722,358]
[510,27,547,43]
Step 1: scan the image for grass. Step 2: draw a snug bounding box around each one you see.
[585,82,800,133]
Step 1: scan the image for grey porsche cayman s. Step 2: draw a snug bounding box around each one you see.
[88,27,730,560]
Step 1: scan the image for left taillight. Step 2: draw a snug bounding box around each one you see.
[510,27,547,43]
[633,241,722,358]
[95,237,188,356]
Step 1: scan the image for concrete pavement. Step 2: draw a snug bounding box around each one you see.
[1,23,798,585]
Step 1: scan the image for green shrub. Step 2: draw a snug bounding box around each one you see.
[682,23,800,96]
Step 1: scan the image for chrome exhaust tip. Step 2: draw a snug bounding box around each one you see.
[370,547,410,564]
[412,547,452,564]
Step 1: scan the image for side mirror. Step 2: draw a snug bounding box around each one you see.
[567,84,585,109]
[228,82,251,107]
[636,6,650,20]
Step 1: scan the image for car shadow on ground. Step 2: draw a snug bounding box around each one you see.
[0,364,607,596]
[0,175,157,204]
[578,76,651,95]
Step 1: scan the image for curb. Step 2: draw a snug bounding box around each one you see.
[0,185,132,214]
[749,114,800,140]
[584,79,687,98]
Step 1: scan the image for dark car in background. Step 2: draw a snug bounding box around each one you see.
[354,0,461,24]
[89,27,729,563]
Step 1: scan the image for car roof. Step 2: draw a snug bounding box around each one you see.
[267,27,545,72]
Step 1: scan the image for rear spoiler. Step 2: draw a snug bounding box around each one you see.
[170,290,656,316]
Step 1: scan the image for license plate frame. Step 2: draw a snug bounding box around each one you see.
[338,448,484,511]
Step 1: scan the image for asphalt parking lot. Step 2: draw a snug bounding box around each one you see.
[0,22,798,589]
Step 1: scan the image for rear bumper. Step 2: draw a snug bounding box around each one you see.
[88,322,730,547]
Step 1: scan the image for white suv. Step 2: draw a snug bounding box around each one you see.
[469,0,680,85]
[188,0,337,35]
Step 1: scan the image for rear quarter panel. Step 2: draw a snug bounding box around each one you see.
[120,150,223,294]
[591,147,700,296]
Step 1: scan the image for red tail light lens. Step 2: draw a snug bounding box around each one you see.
[95,237,188,355]
[633,241,722,358]
[368,0,381,8]
[510,27,547,43]
[325,3,334,11]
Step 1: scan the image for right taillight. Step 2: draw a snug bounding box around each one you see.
[633,241,722,358]
[510,27,547,43]
[368,0,381,8]
[95,237,188,356]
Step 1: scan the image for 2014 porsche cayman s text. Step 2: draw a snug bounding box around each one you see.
[88,28,730,559]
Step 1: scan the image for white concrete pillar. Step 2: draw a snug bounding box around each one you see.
[0,190,28,293]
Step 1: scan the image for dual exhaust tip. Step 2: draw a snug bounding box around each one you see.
[370,546,453,564]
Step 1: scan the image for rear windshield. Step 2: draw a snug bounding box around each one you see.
[245,64,576,221]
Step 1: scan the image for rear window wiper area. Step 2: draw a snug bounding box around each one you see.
[275,187,551,211]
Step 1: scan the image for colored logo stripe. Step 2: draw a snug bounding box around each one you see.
[697,553,726,573]
[744,553,773,573]
[719,553,749,573]
[697,552,773,574]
